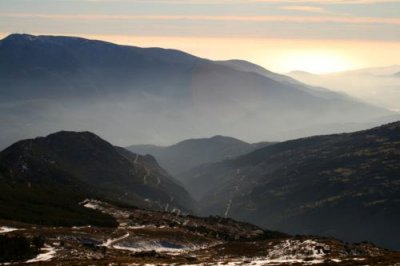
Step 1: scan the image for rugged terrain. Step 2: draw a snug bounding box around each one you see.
[0,125,400,264]
[185,121,400,249]
[1,199,399,265]
[0,131,194,227]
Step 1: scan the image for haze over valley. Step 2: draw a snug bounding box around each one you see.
[0,34,398,151]
[289,66,400,112]
[1,0,400,264]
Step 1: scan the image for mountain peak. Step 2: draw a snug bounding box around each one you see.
[1,33,39,44]
[0,130,195,226]
[33,131,114,152]
[0,33,111,48]
[45,130,104,142]
[210,135,236,140]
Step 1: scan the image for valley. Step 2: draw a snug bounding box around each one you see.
[0,31,399,265]
[0,122,399,264]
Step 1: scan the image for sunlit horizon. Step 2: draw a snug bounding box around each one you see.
[1,0,399,74]
[1,32,398,74]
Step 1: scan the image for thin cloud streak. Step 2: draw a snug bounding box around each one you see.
[254,0,400,3]
[2,13,400,25]
[279,5,327,13]
[83,0,400,3]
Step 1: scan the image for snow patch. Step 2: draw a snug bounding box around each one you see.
[0,226,19,234]
[26,245,56,263]
[114,240,189,254]
[127,225,147,229]
[102,233,130,248]
[267,239,329,261]
[83,202,98,210]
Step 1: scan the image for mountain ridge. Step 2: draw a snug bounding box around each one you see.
[127,135,275,179]
[0,33,394,149]
[0,131,195,226]
[184,121,400,249]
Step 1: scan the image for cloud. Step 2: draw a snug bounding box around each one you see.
[2,13,400,25]
[82,0,400,3]
[253,0,400,3]
[279,5,327,13]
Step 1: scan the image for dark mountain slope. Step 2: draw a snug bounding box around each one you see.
[0,34,393,149]
[0,131,194,226]
[127,135,274,178]
[0,34,198,101]
[186,121,400,249]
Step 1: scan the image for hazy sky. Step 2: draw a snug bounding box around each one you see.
[1,0,399,73]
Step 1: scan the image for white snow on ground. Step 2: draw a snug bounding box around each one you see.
[114,240,192,254]
[71,225,91,230]
[102,233,130,248]
[26,245,56,263]
[0,226,19,234]
[129,264,171,266]
[81,199,100,210]
[249,257,324,265]
[267,239,328,261]
[123,224,175,230]
[127,225,147,229]
[186,239,333,265]
[82,199,130,219]
[178,257,340,266]
[133,257,357,266]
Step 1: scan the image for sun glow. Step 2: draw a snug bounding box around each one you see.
[278,51,355,74]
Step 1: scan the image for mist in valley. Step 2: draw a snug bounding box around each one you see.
[0,34,398,150]
[289,66,400,112]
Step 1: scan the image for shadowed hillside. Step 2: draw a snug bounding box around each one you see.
[0,131,194,226]
[127,135,275,178]
[185,121,400,249]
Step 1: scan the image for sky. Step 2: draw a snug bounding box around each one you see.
[0,0,399,73]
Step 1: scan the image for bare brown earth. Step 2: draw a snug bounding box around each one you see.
[1,200,399,265]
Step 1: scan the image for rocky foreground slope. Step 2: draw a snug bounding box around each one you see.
[1,199,399,265]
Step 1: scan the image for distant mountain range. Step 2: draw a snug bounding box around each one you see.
[288,66,400,111]
[0,33,395,149]
[127,135,275,179]
[0,131,194,226]
[184,121,400,249]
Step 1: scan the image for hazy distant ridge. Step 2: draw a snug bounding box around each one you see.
[0,33,394,149]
